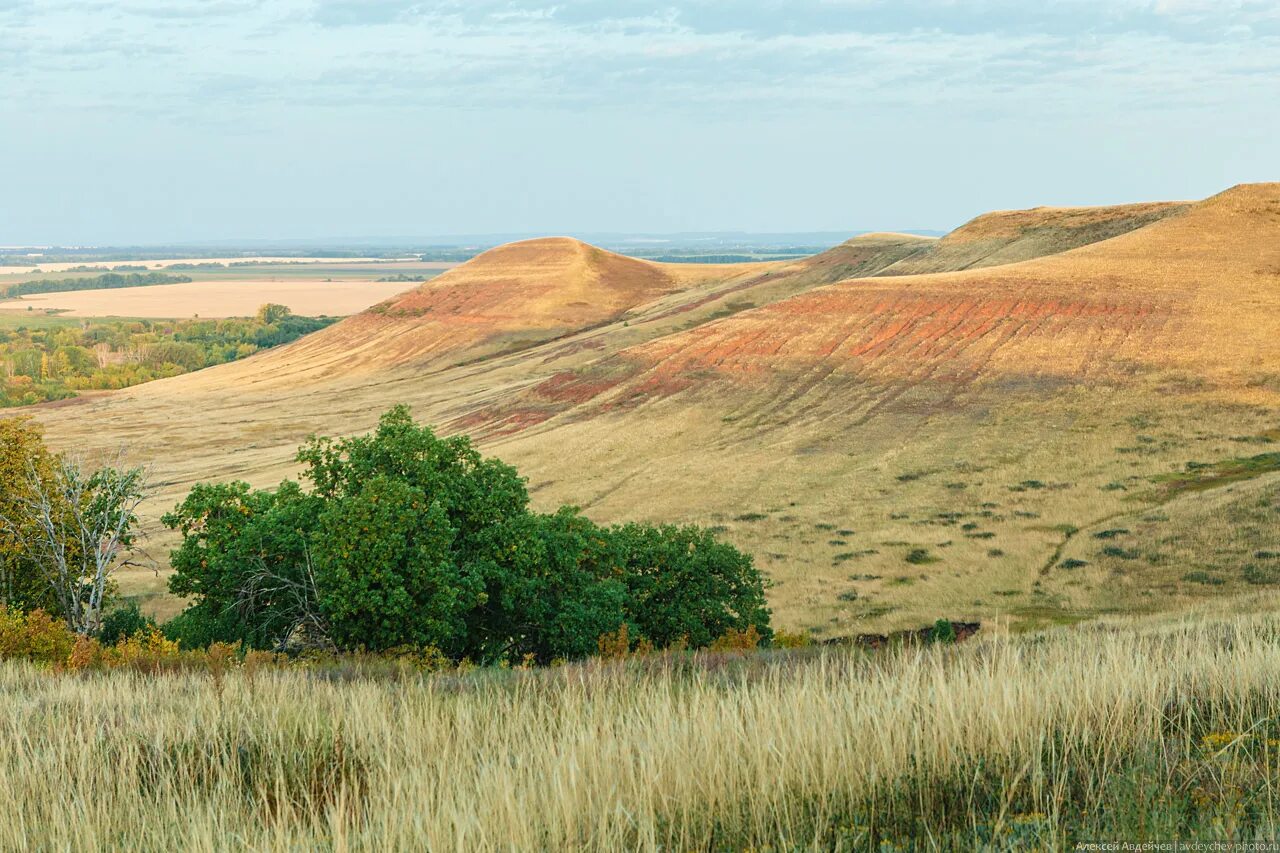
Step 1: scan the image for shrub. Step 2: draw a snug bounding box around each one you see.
[931,619,957,644]
[1243,564,1280,585]
[771,629,813,649]
[709,625,761,652]
[905,548,938,565]
[0,607,77,664]
[98,602,157,646]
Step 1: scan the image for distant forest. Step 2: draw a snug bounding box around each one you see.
[1,272,192,299]
[0,305,335,407]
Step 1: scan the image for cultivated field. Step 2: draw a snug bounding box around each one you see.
[23,184,1280,636]
[3,608,1280,849]
[1,279,424,319]
[0,259,455,318]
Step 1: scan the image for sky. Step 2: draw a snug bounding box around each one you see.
[2,0,1278,245]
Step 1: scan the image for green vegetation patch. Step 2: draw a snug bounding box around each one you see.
[0,304,335,407]
[1146,453,1280,499]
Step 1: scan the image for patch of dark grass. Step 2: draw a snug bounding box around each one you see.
[1059,559,1089,570]
[1182,570,1224,586]
[1093,528,1130,539]
[734,512,769,522]
[1243,564,1280,585]
[1101,546,1141,559]
[833,550,878,564]
[1148,452,1280,499]
[905,548,939,565]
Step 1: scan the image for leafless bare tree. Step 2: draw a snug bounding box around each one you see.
[0,454,148,635]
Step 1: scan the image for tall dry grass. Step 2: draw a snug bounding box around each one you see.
[3,610,1280,849]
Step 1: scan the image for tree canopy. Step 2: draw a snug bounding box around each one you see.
[164,406,772,661]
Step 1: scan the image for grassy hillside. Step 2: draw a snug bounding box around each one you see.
[24,184,1280,634]
[875,200,1188,275]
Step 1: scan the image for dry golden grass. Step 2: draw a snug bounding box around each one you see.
[4,607,1280,849]
[1047,470,1280,615]
[877,199,1188,274]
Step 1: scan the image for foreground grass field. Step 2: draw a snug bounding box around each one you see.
[5,605,1280,849]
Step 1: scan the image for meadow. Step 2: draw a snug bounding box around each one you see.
[3,606,1280,849]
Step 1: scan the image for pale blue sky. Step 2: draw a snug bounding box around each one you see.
[2,1,1278,244]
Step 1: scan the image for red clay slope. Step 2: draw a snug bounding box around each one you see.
[485,184,1280,430]
[209,237,738,385]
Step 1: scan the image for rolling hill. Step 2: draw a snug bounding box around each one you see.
[25,184,1280,633]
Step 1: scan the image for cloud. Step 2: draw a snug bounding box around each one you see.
[3,0,1278,120]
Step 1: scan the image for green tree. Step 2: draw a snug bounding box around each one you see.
[314,475,479,653]
[164,407,772,658]
[255,303,291,325]
[296,405,530,566]
[466,507,629,662]
[164,480,324,649]
[0,418,60,613]
[612,522,772,649]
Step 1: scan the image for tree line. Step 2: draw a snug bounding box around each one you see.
[0,304,335,407]
[1,271,192,299]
